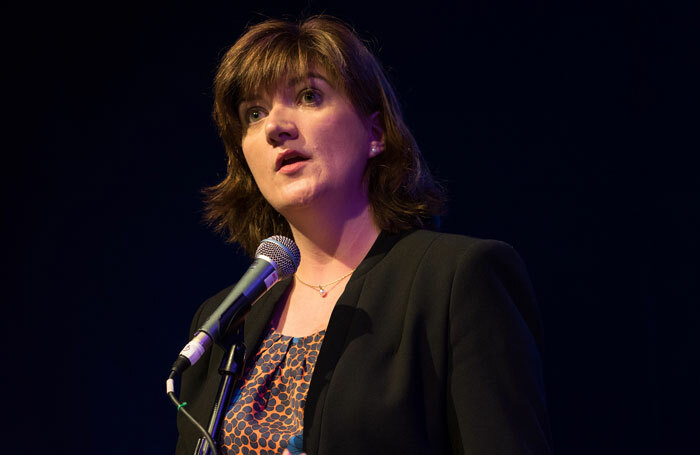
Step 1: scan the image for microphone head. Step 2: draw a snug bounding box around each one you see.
[255,235,301,279]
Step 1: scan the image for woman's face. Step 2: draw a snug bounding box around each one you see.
[238,70,382,217]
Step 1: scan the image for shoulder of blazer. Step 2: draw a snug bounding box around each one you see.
[381,230,519,275]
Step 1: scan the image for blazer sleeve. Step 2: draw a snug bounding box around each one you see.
[446,240,552,454]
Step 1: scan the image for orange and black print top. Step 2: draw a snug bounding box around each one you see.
[219,326,325,455]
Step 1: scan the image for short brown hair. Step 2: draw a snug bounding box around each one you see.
[204,15,446,255]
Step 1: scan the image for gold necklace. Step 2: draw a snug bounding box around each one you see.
[295,269,355,297]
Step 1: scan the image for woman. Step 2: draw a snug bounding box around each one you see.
[176,16,552,455]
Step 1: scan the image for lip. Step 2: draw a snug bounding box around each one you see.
[275,149,310,172]
[277,160,308,175]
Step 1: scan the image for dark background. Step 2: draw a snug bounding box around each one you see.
[4,1,698,453]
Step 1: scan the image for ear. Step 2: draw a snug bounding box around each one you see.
[367,111,385,158]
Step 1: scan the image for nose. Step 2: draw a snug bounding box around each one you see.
[265,105,298,146]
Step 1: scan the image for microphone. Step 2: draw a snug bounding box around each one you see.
[170,235,300,375]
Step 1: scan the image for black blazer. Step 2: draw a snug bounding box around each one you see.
[175,230,552,454]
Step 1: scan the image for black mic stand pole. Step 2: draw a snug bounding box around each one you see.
[193,315,248,455]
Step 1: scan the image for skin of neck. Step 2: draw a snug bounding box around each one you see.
[282,190,380,283]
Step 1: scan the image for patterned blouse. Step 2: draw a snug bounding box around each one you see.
[219,326,325,455]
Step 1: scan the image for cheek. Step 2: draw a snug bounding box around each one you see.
[241,140,265,180]
[316,112,368,158]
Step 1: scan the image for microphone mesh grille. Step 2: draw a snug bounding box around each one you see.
[255,235,301,278]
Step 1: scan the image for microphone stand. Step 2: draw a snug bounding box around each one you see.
[193,323,247,455]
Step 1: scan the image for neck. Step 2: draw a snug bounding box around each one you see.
[284,197,380,283]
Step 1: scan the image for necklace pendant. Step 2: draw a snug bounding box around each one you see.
[318,286,327,297]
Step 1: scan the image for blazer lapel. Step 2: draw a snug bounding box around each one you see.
[303,230,409,454]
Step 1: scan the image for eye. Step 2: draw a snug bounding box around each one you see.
[298,89,322,106]
[244,106,267,124]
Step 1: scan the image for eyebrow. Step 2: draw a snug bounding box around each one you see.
[286,72,330,88]
[239,72,331,105]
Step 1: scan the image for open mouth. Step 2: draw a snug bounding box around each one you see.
[276,150,310,171]
[281,155,308,167]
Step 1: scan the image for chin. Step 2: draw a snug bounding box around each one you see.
[273,188,322,214]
